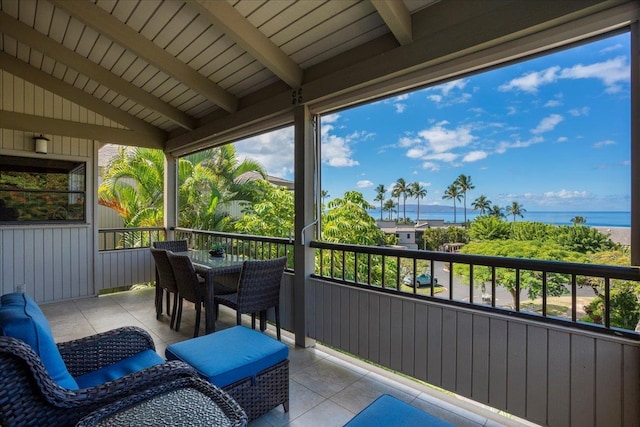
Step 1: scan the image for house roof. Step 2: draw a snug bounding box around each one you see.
[1,0,635,155]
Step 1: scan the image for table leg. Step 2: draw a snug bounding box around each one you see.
[204,271,216,334]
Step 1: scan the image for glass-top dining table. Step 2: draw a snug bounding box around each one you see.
[173,250,244,334]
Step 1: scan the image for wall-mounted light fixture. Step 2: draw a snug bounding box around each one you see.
[33,134,49,154]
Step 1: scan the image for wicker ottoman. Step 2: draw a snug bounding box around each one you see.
[76,377,247,427]
[165,326,289,421]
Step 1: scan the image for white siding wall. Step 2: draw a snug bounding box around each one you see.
[1,70,101,302]
[307,278,640,427]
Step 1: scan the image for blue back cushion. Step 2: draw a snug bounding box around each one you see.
[0,293,79,389]
[75,349,164,389]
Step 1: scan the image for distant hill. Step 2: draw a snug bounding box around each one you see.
[399,204,470,213]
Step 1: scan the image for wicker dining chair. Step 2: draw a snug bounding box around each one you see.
[150,248,180,328]
[151,240,188,323]
[166,251,206,337]
[214,257,287,340]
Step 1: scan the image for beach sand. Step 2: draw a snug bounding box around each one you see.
[594,226,630,246]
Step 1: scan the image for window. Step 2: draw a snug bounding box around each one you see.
[0,155,86,223]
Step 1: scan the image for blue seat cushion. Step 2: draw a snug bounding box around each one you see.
[165,326,288,388]
[75,349,164,389]
[0,292,79,390]
[344,394,454,427]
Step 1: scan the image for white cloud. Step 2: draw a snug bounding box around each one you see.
[499,66,560,93]
[544,100,562,107]
[593,139,615,148]
[600,43,623,54]
[531,114,563,134]
[423,152,459,162]
[320,116,361,167]
[426,79,471,106]
[235,127,294,177]
[398,136,421,147]
[543,190,589,199]
[417,124,475,153]
[322,113,340,123]
[421,161,440,171]
[462,150,488,162]
[506,106,517,115]
[559,56,629,93]
[495,136,544,154]
[406,147,428,158]
[440,79,467,95]
[557,136,568,143]
[356,180,374,188]
[394,94,409,101]
[395,103,406,113]
[499,57,629,94]
[568,107,590,116]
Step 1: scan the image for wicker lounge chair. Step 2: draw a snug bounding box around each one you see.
[214,257,287,340]
[0,293,197,427]
[152,240,188,322]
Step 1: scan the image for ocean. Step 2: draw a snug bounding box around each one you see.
[367,210,631,227]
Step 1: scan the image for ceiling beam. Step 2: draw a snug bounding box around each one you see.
[50,0,238,113]
[0,12,196,131]
[189,0,303,88]
[168,0,636,153]
[1,111,162,148]
[371,0,413,45]
[0,53,166,141]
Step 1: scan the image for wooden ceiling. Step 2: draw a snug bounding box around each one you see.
[0,0,636,154]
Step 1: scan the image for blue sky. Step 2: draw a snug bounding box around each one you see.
[236,32,631,212]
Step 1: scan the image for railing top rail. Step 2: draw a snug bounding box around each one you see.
[310,240,640,281]
[175,227,293,245]
[99,227,165,233]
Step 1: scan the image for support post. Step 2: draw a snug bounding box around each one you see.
[294,104,316,347]
[164,152,177,241]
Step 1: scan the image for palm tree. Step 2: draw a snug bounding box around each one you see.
[392,178,409,221]
[383,199,396,220]
[571,215,586,225]
[455,174,474,223]
[472,195,492,215]
[409,182,427,223]
[374,184,386,220]
[98,147,165,227]
[488,204,505,219]
[442,184,462,223]
[506,201,526,222]
[321,190,330,205]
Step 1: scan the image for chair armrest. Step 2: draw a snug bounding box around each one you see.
[58,326,156,377]
[2,337,198,427]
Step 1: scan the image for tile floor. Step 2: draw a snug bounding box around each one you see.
[40,287,538,427]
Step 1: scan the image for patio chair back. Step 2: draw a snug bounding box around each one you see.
[216,257,287,340]
[236,257,287,315]
[166,252,205,337]
[152,240,188,252]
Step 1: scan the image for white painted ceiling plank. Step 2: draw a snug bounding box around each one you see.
[139,0,184,41]
[188,36,235,72]
[0,13,197,130]
[125,0,163,33]
[282,4,380,55]
[190,0,302,88]
[269,0,358,48]
[50,0,238,112]
[258,0,326,38]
